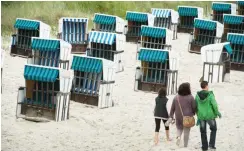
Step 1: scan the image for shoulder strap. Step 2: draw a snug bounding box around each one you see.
[177,95,184,117]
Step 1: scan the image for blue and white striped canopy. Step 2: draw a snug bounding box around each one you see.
[88,31,116,45]
[151,9,171,18]
[227,33,244,45]
[62,18,88,43]
[63,18,88,23]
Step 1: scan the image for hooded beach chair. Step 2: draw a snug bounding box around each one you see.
[151,8,179,39]
[237,1,244,15]
[227,33,244,71]
[125,11,155,42]
[28,37,72,70]
[222,14,244,41]
[177,6,203,33]
[10,18,51,57]
[211,2,237,23]
[201,42,232,83]
[138,25,173,52]
[58,17,88,54]
[134,48,178,95]
[70,55,116,109]
[16,64,74,122]
[92,13,126,34]
[86,31,125,72]
[189,18,224,53]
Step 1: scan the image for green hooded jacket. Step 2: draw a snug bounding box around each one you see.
[195,90,220,120]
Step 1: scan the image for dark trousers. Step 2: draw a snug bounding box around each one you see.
[200,119,217,150]
[155,118,169,132]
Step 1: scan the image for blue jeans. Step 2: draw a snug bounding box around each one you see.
[200,119,217,150]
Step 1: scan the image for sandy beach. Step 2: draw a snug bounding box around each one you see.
[2,33,244,151]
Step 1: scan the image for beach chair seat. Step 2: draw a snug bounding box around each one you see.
[189,18,223,54]
[58,18,89,54]
[10,18,50,57]
[135,48,178,94]
[70,55,116,108]
[125,11,155,42]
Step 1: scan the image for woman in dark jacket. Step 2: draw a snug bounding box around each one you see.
[154,87,171,145]
[169,82,196,147]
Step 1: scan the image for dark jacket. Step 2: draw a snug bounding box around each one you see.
[154,96,169,118]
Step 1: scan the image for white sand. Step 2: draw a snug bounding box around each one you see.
[2,33,244,151]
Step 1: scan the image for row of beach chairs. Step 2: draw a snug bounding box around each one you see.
[14,17,118,122]
[11,1,243,122]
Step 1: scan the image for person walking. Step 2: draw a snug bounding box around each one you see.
[195,81,221,151]
[154,87,171,145]
[169,82,196,147]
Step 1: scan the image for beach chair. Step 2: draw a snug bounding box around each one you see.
[222,14,244,42]
[137,26,173,52]
[211,2,237,23]
[86,31,125,72]
[151,8,179,40]
[237,1,244,15]
[227,33,244,71]
[16,64,74,122]
[134,48,178,95]
[10,18,50,57]
[189,18,223,54]
[58,17,88,54]
[70,55,116,109]
[27,37,72,70]
[177,6,203,33]
[92,13,126,34]
[125,11,155,42]
[201,42,232,83]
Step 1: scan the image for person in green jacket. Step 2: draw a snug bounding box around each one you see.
[195,81,222,151]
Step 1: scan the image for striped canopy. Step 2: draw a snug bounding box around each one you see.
[126,11,148,22]
[223,15,244,25]
[138,49,168,63]
[194,19,216,30]
[62,18,88,43]
[178,7,198,16]
[212,3,231,11]
[141,26,166,38]
[71,56,103,73]
[93,14,116,25]
[63,18,88,23]
[32,38,60,51]
[88,31,116,45]
[14,19,40,30]
[24,65,59,82]
[227,34,244,45]
[238,1,244,6]
[151,9,171,18]
[224,43,233,54]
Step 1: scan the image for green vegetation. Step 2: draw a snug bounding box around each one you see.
[2,1,212,36]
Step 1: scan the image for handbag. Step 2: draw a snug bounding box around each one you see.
[177,96,195,128]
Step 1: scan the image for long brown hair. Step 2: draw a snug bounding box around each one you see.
[178,82,191,96]
[158,87,167,97]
